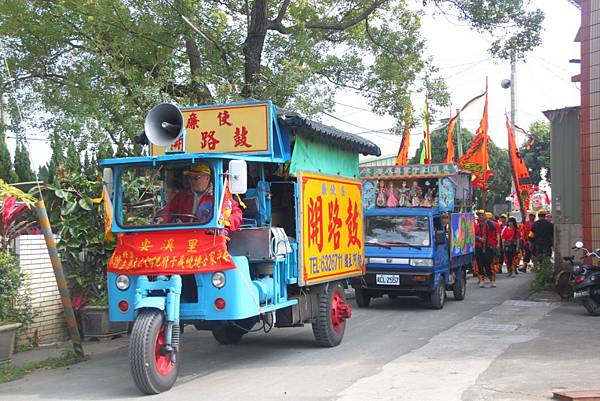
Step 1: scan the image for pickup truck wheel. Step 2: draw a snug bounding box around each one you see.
[453,271,466,301]
[355,288,371,308]
[430,276,446,309]
[312,282,352,347]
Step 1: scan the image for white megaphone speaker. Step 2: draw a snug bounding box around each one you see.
[144,103,184,147]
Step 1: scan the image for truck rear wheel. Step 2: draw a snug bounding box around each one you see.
[130,310,179,394]
[453,270,466,301]
[312,282,352,347]
[212,324,245,345]
[430,276,446,309]
[355,288,371,308]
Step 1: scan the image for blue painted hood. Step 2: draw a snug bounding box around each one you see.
[365,244,434,259]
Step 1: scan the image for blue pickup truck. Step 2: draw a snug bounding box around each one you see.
[351,163,475,309]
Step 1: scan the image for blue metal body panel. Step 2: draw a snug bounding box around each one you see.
[108,255,298,323]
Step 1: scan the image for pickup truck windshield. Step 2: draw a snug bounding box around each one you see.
[365,215,431,247]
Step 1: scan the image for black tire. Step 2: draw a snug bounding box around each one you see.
[453,270,466,301]
[555,271,573,300]
[582,296,600,316]
[355,288,371,308]
[312,282,349,347]
[211,323,246,344]
[430,276,446,309]
[130,310,179,394]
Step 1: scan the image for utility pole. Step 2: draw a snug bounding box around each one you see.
[510,55,517,137]
[456,108,463,157]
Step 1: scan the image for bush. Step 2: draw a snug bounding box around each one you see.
[530,256,553,292]
[42,173,115,306]
[0,251,36,326]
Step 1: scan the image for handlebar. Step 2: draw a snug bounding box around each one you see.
[571,244,600,259]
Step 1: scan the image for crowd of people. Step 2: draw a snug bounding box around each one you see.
[473,209,554,288]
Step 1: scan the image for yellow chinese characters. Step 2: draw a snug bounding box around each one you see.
[139,238,152,252]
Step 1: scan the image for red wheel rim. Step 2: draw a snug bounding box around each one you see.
[154,326,175,376]
[331,291,345,333]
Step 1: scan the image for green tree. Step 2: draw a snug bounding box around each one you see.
[13,141,35,182]
[0,135,15,183]
[519,120,550,185]
[0,0,543,160]
[411,124,510,209]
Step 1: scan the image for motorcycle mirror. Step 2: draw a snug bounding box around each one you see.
[575,241,584,249]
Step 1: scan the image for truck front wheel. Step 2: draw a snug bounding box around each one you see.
[130,310,179,394]
[430,276,446,309]
[312,282,352,347]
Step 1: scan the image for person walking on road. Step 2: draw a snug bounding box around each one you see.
[501,217,520,277]
[475,210,497,288]
[519,211,536,273]
[530,209,553,271]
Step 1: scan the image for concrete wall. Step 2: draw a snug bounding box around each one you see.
[547,107,581,225]
[554,224,583,272]
[14,235,67,346]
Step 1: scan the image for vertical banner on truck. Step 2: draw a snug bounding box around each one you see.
[297,172,365,286]
[450,213,476,257]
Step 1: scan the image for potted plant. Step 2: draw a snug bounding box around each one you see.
[0,180,37,364]
[0,251,36,364]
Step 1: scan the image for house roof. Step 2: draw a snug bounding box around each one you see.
[280,112,381,156]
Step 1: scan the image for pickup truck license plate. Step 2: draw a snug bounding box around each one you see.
[376,274,400,285]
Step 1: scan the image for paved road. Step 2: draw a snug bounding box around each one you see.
[2,272,591,401]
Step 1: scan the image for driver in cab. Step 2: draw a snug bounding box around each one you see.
[158,163,242,232]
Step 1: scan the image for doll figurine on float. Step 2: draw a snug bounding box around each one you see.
[386,182,399,207]
[431,189,439,208]
[398,181,410,207]
[422,189,433,207]
[411,186,422,207]
[376,180,386,207]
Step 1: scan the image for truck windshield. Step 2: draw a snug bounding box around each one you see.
[117,163,215,228]
[365,215,430,247]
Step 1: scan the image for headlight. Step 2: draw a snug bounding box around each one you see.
[212,272,226,288]
[410,258,433,267]
[115,275,130,291]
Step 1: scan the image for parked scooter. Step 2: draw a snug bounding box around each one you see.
[571,241,600,316]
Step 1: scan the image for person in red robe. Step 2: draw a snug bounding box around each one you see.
[159,163,242,232]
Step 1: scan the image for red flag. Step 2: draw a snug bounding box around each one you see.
[444,109,456,163]
[506,113,532,216]
[395,110,411,166]
[444,90,487,163]
[459,80,490,189]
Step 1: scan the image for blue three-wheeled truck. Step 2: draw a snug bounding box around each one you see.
[100,101,380,393]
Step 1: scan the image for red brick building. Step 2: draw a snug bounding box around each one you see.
[577,0,600,249]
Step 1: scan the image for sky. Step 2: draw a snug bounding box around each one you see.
[320,0,582,161]
[6,0,582,169]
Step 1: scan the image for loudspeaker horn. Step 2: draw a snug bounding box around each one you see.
[144,103,184,147]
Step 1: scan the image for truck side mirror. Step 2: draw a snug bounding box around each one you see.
[435,230,446,245]
[102,168,113,198]
[228,160,247,195]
